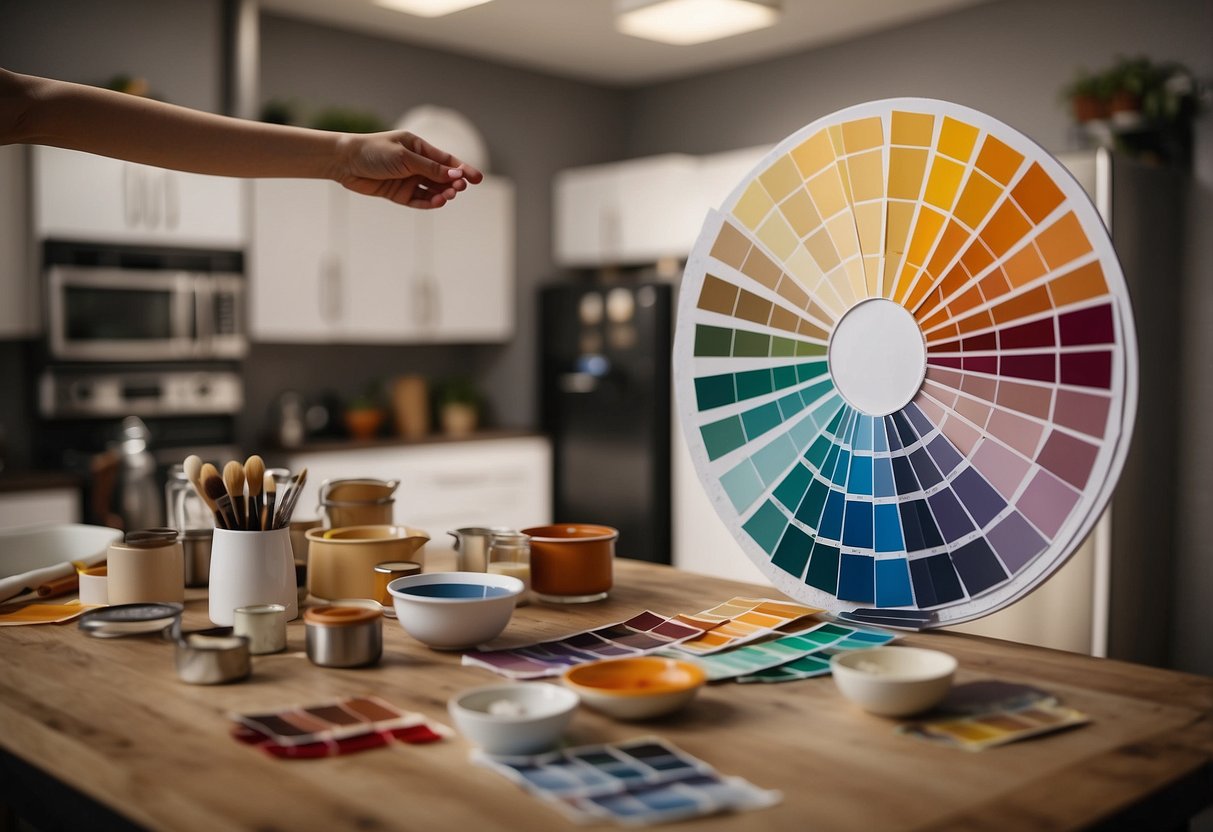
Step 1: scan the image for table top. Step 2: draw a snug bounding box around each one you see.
[1,558,1210,831]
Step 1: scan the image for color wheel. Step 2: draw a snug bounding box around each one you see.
[674,99,1137,628]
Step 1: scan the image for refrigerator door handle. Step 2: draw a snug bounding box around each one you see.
[558,372,599,393]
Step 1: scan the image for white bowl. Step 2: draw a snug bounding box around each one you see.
[387,571,522,650]
[562,657,706,720]
[830,646,957,717]
[448,683,577,755]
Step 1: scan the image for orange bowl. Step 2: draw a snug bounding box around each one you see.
[562,656,705,720]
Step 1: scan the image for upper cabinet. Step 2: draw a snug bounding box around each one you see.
[32,146,247,248]
[553,147,768,269]
[0,145,36,338]
[250,175,514,344]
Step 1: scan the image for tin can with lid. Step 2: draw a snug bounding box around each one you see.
[304,603,382,668]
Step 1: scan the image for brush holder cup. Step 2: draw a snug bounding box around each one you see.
[208,528,299,626]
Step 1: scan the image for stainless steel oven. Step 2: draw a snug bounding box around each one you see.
[47,265,246,362]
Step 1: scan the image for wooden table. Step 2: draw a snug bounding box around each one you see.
[1,559,1210,831]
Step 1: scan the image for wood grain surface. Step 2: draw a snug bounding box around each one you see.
[0,558,1210,831]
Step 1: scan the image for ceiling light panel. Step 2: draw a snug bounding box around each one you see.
[374,0,493,18]
[616,0,780,46]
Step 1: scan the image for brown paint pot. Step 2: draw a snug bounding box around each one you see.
[522,524,617,604]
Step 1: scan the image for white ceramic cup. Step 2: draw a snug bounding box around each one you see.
[78,566,109,606]
[233,603,288,654]
[208,528,298,626]
[107,540,185,606]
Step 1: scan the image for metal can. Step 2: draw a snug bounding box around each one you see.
[304,604,382,668]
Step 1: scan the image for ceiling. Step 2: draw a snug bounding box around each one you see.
[258,0,993,87]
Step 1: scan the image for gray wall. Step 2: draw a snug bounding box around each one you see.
[249,14,627,439]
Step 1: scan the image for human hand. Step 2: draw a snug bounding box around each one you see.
[334,130,485,209]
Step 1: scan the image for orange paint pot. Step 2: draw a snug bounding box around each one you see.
[521,524,617,604]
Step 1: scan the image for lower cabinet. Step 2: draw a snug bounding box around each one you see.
[274,435,552,543]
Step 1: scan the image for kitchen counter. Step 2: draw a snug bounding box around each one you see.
[0,469,81,494]
[0,559,1210,831]
[267,428,545,456]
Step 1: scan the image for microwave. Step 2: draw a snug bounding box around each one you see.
[47,264,247,362]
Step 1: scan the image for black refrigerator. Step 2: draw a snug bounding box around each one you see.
[539,282,672,564]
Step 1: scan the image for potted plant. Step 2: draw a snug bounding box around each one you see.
[1061,70,1109,124]
[435,377,481,437]
[343,383,387,441]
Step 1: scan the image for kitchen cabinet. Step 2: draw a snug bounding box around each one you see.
[32,146,246,248]
[0,488,80,529]
[0,145,36,338]
[553,154,701,267]
[251,176,514,343]
[274,434,551,539]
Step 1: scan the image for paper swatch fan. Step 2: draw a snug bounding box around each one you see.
[674,99,1137,628]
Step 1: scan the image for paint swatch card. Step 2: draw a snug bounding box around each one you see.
[475,737,780,826]
[232,695,450,752]
[899,700,1090,752]
[0,601,91,626]
[673,597,823,655]
[736,630,899,683]
[462,611,708,680]
[670,621,893,682]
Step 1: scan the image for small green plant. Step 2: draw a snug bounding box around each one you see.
[310,107,387,134]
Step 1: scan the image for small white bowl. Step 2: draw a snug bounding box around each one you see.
[387,571,523,650]
[448,683,578,755]
[830,646,957,717]
[562,657,706,720]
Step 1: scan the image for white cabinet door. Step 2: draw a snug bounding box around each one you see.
[343,192,417,342]
[0,144,36,338]
[33,146,246,248]
[554,164,616,267]
[553,154,700,267]
[250,178,340,341]
[426,175,515,342]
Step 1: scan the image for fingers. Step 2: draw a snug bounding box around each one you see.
[396,131,484,185]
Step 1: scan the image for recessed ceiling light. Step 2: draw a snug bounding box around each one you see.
[615,0,780,46]
[373,0,493,18]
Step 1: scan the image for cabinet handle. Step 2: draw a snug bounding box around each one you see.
[320,256,343,324]
[144,170,163,229]
[163,172,180,229]
[123,165,141,227]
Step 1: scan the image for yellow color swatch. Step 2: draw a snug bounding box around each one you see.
[779,188,823,238]
[954,173,1002,231]
[907,207,945,266]
[757,213,799,261]
[842,117,884,153]
[732,180,775,231]
[891,111,935,146]
[845,150,884,203]
[790,130,835,179]
[759,155,804,202]
[924,157,965,210]
[806,169,848,219]
[888,147,928,200]
[937,117,979,161]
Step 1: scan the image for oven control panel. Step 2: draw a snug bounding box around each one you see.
[39,369,243,418]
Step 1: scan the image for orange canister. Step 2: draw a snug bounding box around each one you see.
[522,524,617,604]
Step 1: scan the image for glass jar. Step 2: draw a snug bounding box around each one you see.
[487,531,531,606]
[165,464,213,532]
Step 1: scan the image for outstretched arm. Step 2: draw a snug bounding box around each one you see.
[0,68,483,209]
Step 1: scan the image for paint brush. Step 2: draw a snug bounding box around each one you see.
[262,472,277,531]
[244,455,265,532]
[274,468,307,530]
[197,462,227,529]
[203,467,236,530]
[223,460,247,530]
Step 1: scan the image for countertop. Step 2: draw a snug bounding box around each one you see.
[0,559,1210,831]
[0,469,82,495]
[267,428,546,455]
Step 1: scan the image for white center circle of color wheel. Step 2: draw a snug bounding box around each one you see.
[827,299,927,417]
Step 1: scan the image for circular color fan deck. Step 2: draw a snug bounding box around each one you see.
[674,99,1137,628]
